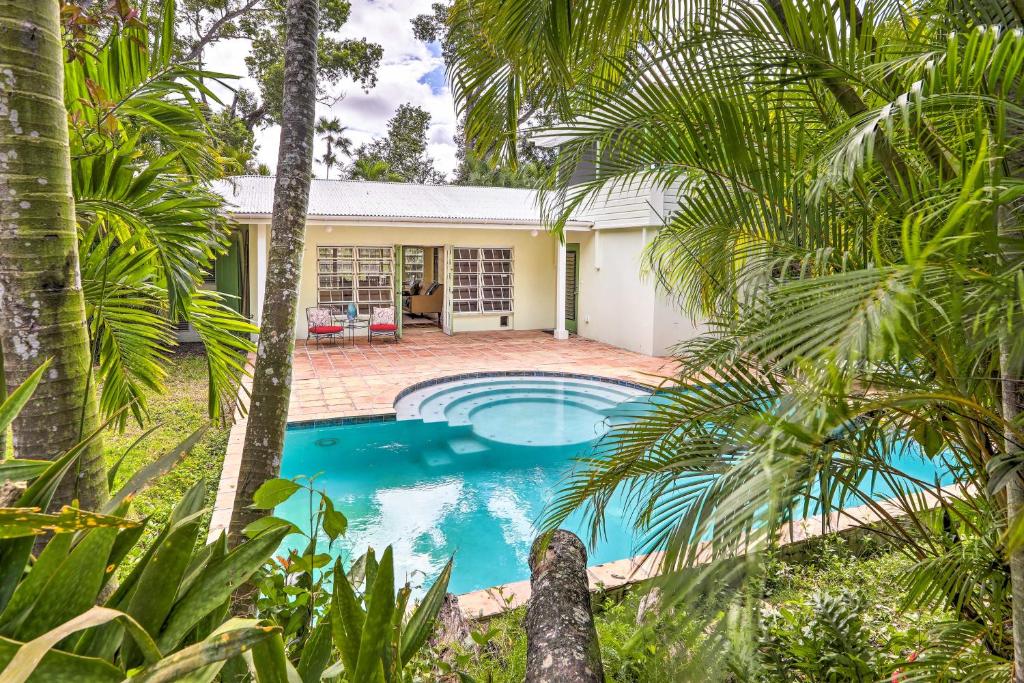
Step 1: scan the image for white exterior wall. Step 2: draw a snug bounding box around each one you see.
[570,177,671,229]
[571,227,701,357]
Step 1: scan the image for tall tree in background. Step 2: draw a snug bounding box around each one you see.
[349,157,401,182]
[350,103,445,183]
[229,0,319,566]
[0,1,106,509]
[412,2,554,187]
[176,0,380,126]
[159,1,381,172]
[315,115,352,179]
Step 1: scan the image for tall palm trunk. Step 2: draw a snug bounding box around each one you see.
[228,0,319,551]
[0,1,106,510]
[1000,340,1024,681]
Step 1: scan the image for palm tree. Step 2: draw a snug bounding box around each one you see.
[0,1,106,509]
[229,0,320,573]
[448,0,1024,677]
[315,115,352,179]
[64,0,257,427]
[349,157,402,181]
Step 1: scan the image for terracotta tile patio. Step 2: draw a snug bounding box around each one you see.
[285,328,677,422]
[210,329,676,541]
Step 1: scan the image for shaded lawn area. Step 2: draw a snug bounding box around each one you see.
[104,349,232,561]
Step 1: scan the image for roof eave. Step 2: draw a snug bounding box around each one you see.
[225,212,593,230]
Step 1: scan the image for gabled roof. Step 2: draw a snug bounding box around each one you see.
[213,176,591,228]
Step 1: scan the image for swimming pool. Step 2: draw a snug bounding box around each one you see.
[276,373,951,595]
[277,374,650,594]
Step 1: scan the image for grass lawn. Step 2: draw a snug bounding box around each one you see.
[104,348,232,561]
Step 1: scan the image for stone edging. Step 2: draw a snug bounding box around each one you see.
[391,370,654,403]
[455,483,966,620]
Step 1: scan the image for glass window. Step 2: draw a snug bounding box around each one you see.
[453,247,513,315]
[317,246,394,315]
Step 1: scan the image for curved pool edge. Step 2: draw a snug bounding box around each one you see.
[392,370,654,405]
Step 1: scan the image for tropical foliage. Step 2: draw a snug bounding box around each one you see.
[447,0,1024,677]
[246,478,454,681]
[350,103,446,183]
[0,367,452,681]
[64,0,255,426]
[0,366,293,681]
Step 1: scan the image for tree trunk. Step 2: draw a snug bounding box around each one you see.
[0,1,106,510]
[1001,338,1024,682]
[525,530,604,683]
[228,0,318,554]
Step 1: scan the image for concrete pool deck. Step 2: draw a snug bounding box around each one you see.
[209,329,676,544]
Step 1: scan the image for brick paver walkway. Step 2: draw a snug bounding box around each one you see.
[286,328,676,422]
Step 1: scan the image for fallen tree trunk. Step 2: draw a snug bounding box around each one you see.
[525,530,604,683]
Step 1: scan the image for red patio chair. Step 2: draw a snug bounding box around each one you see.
[306,307,342,346]
[368,306,398,344]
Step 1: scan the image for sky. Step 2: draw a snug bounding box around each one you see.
[206,0,459,179]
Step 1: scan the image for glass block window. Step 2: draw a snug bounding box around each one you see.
[317,246,393,315]
[452,247,513,314]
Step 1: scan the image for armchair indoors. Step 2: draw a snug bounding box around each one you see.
[403,282,443,322]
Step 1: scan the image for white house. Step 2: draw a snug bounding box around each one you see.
[207,175,700,356]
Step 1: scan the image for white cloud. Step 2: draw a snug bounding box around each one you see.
[207,0,459,180]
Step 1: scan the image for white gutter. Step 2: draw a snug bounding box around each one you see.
[225,213,594,231]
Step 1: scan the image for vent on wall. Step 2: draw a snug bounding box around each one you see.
[499,315,510,328]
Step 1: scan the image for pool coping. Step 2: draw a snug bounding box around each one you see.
[455,482,967,620]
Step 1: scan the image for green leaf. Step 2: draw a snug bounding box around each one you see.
[0,361,50,436]
[0,535,73,634]
[249,627,290,683]
[352,546,395,683]
[11,526,119,641]
[0,460,50,483]
[120,510,206,667]
[103,425,209,514]
[329,558,364,674]
[0,539,33,617]
[296,620,333,683]
[0,606,160,683]
[243,516,301,539]
[400,557,453,665]
[250,479,302,510]
[322,498,347,541]
[0,507,139,539]
[0,635,122,682]
[157,526,290,652]
[130,622,282,683]
[286,553,332,575]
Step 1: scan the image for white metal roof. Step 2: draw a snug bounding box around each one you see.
[212,176,590,228]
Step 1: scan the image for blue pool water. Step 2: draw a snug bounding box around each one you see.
[276,375,951,595]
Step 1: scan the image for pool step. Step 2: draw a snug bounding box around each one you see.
[414,379,640,425]
[420,448,455,468]
[419,436,490,468]
[447,437,489,455]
